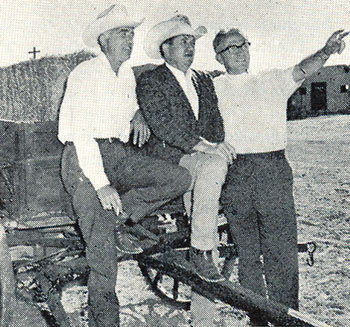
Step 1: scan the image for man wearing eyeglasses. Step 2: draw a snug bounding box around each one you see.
[212,28,348,326]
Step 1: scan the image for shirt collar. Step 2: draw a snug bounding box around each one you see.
[97,52,111,67]
[218,71,249,82]
[96,52,131,75]
[165,62,194,80]
[226,67,252,76]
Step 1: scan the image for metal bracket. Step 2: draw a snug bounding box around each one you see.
[306,241,317,266]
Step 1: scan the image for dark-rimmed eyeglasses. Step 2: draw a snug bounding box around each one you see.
[217,41,251,55]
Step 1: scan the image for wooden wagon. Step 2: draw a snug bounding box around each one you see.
[0,119,326,327]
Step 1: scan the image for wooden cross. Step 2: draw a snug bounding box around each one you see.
[28,47,40,59]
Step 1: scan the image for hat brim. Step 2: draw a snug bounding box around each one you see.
[144,23,207,60]
[83,18,144,48]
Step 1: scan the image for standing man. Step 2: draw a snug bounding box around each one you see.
[213,28,348,326]
[136,15,235,326]
[58,4,191,326]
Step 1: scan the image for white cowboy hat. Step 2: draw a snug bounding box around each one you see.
[144,15,207,59]
[82,3,144,48]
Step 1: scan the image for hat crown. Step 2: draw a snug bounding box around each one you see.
[82,3,143,48]
[97,4,127,20]
[144,14,207,59]
[170,14,191,26]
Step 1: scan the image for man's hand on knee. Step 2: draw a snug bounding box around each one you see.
[193,140,236,164]
[96,185,123,216]
[217,142,237,164]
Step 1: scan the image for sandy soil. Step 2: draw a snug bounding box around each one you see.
[287,115,350,327]
[9,115,350,327]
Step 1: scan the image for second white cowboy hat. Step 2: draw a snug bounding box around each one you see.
[144,15,207,60]
[82,3,144,48]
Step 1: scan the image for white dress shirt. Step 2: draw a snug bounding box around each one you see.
[166,63,199,119]
[214,67,303,154]
[58,53,138,190]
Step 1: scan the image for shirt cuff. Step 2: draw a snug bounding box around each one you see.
[200,137,217,146]
[90,177,110,191]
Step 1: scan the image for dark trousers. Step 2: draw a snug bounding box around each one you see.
[61,140,191,326]
[221,151,299,317]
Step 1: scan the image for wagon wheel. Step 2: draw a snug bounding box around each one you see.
[139,256,192,310]
[14,245,87,327]
[0,220,16,327]
[138,219,238,310]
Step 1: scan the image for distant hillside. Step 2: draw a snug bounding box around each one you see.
[0,51,94,122]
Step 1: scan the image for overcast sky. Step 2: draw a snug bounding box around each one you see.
[1,0,350,72]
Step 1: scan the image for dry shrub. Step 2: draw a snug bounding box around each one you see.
[0,51,94,122]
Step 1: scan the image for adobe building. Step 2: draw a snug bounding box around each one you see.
[287,65,350,119]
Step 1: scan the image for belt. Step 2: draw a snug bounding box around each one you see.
[65,138,122,145]
[236,150,285,160]
[95,137,122,144]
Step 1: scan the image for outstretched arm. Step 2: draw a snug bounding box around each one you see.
[293,29,349,82]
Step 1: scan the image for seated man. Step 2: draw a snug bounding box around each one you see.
[136,15,236,284]
[58,4,191,326]
[213,28,348,326]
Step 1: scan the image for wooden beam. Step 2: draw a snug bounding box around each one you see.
[0,223,16,327]
[137,250,332,327]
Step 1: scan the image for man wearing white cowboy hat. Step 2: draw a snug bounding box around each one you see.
[58,4,191,326]
[136,14,236,326]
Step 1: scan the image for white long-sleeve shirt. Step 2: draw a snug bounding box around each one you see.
[214,67,303,154]
[166,63,199,119]
[58,53,138,190]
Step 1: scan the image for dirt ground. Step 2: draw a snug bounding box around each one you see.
[287,115,350,327]
[9,115,350,327]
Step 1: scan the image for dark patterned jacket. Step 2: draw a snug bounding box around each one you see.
[136,64,225,164]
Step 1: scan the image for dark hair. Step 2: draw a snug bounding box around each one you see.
[213,28,243,53]
[97,35,103,49]
[159,36,176,59]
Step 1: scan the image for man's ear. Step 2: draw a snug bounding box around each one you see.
[215,53,224,65]
[98,33,108,50]
[161,43,169,57]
